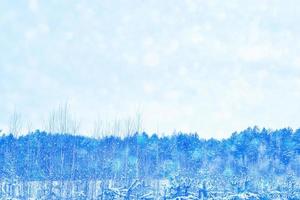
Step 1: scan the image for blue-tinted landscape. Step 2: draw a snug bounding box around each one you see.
[0,127,299,199]
[1,0,300,199]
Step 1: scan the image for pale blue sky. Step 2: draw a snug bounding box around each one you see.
[0,0,300,138]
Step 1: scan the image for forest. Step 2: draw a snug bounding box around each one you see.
[0,126,299,199]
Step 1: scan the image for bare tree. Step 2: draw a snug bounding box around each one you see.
[134,111,143,180]
[9,111,23,137]
[125,117,134,137]
[134,112,143,134]
[46,103,70,198]
[43,109,56,198]
[124,117,134,185]
[21,120,33,199]
[26,121,33,134]
[112,118,121,138]
[46,110,56,134]
[58,103,69,134]
[69,116,80,199]
[155,125,160,199]
[93,118,104,139]
[69,117,80,136]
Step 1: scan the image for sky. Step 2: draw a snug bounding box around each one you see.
[0,0,300,138]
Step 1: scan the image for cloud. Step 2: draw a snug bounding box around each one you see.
[24,23,49,41]
[143,52,160,67]
[28,0,39,13]
[143,82,156,95]
[238,44,282,62]
[1,0,300,138]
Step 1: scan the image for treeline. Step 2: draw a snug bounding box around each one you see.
[0,127,299,182]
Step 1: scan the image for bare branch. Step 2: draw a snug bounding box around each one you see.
[9,111,23,137]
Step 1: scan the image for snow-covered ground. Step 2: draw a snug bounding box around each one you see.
[0,179,299,199]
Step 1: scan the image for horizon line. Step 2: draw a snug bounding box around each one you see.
[1,126,298,141]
